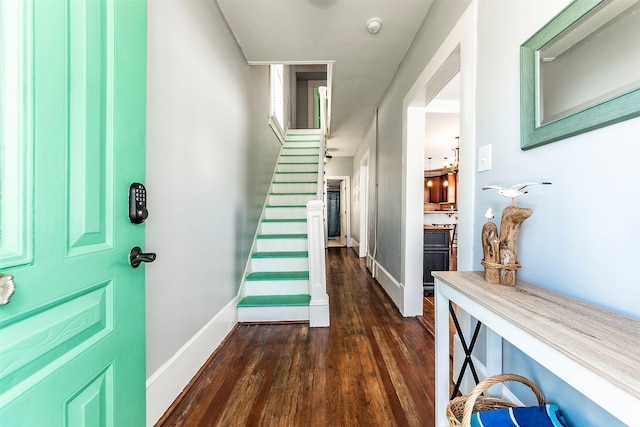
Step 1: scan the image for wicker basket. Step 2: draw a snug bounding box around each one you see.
[446,373,545,427]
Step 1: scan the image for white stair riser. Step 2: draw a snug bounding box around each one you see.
[284,143,320,149]
[282,148,319,156]
[244,279,309,295]
[279,156,319,164]
[238,305,309,323]
[285,132,320,139]
[250,257,309,272]
[256,238,308,252]
[274,173,318,182]
[284,133,320,142]
[261,222,307,234]
[277,163,318,173]
[272,182,317,193]
[264,207,306,219]
[269,194,315,205]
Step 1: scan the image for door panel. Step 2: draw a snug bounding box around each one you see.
[0,0,33,269]
[0,0,147,425]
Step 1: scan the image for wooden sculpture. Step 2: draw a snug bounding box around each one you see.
[480,182,550,285]
[481,206,532,285]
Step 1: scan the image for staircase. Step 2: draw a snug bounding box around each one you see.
[237,129,326,324]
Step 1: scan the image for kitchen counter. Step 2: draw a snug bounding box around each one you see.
[424,210,457,225]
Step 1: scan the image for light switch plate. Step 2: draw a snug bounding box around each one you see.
[478,144,492,172]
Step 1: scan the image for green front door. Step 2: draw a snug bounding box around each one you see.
[0,0,148,425]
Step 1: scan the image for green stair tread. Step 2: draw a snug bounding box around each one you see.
[273,181,317,184]
[270,192,316,195]
[252,251,308,258]
[281,154,319,157]
[275,171,318,174]
[262,218,307,222]
[278,162,318,165]
[245,271,309,280]
[257,233,307,239]
[238,294,311,307]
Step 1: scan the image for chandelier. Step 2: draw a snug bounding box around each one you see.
[442,136,459,173]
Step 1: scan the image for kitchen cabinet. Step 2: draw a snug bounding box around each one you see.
[423,227,450,296]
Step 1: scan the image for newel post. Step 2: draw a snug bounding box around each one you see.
[306,200,330,327]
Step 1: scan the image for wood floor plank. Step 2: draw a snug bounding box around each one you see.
[157,247,438,426]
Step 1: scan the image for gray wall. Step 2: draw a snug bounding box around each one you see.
[324,156,353,177]
[352,0,472,278]
[145,0,280,376]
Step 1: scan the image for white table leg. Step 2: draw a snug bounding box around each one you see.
[435,279,451,427]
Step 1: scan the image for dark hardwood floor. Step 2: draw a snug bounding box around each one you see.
[157,247,439,427]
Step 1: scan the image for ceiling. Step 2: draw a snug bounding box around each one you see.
[425,72,460,170]
[216,0,434,156]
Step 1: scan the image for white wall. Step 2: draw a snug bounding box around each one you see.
[145,0,280,423]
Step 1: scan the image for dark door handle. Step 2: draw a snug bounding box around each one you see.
[130,246,156,268]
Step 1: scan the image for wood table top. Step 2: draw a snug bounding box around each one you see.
[433,271,640,400]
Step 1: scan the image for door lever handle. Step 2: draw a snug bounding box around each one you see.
[0,273,15,305]
[130,246,156,268]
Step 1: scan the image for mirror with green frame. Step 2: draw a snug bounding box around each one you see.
[520,0,640,150]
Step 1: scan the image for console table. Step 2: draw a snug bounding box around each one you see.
[433,271,640,427]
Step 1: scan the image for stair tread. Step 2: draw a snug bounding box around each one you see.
[262,218,307,223]
[252,251,308,258]
[270,192,316,195]
[246,271,309,280]
[257,233,307,239]
[275,171,318,174]
[266,205,307,208]
[273,181,317,184]
[238,294,311,307]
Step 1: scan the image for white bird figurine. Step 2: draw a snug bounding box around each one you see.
[484,207,494,222]
[482,182,552,206]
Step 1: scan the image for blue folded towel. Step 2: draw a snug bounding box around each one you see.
[470,404,569,427]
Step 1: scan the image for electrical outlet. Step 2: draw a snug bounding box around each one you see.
[478,144,492,172]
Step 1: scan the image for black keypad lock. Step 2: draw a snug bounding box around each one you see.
[129,183,148,224]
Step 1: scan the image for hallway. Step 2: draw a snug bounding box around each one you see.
[157,247,437,426]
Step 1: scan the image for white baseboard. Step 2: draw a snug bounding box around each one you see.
[146,298,238,426]
[369,258,404,314]
[350,238,359,255]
